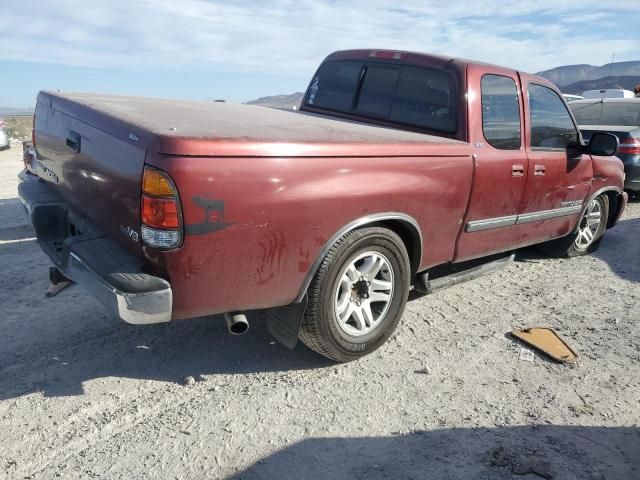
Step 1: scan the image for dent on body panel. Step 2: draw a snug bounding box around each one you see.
[591,154,624,190]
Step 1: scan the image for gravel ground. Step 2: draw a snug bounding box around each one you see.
[0,145,639,480]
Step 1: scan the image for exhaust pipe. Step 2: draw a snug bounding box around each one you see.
[224,312,249,335]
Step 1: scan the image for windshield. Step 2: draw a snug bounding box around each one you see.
[569,101,640,126]
[304,60,458,134]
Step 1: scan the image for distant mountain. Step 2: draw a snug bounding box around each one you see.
[536,61,640,93]
[559,76,640,95]
[0,106,34,117]
[245,92,304,110]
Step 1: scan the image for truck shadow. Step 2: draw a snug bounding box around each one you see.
[514,217,640,283]
[228,425,640,480]
[0,306,332,400]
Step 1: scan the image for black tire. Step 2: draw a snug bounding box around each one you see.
[540,194,609,257]
[299,227,410,362]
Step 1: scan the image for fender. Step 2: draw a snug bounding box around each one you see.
[293,212,423,303]
[573,186,622,232]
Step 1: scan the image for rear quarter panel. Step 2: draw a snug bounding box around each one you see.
[144,153,473,319]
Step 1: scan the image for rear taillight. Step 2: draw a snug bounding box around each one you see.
[618,138,640,155]
[141,166,182,249]
[142,196,179,228]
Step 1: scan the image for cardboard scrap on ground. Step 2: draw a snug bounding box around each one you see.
[511,328,578,364]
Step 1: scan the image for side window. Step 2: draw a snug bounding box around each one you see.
[528,84,579,150]
[390,66,457,133]
[481,75,521,149]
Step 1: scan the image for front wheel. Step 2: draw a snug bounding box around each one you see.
[299,227,410,362]
[540,194,609,257]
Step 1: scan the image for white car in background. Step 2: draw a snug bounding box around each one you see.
[582,89,635,99]
[0,120,10,150]
[562,93,584,103]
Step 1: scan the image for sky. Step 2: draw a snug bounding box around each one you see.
[1,0,639,108]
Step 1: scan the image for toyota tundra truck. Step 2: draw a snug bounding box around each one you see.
[19,49,627,362]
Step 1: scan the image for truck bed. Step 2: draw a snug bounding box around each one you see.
[40,91,470,157]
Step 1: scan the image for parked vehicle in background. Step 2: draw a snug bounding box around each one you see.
[582,89,635,99]
[19,49,627,362]
[562,94,584,103]
[570,98,640,195]
[0,120,10,150]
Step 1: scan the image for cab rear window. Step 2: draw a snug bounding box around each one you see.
[305,60,457,134]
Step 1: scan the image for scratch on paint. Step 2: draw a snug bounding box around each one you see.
[256,230,286,285]
[298,247,311,273]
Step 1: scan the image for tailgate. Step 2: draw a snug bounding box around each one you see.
[34,93,145,256]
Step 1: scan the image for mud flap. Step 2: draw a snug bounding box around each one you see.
[266,296,308,350]
[46,267,74,297]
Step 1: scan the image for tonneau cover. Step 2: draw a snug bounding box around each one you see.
[39,91,471,158]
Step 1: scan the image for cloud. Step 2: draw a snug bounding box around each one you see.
[0,0,638,75]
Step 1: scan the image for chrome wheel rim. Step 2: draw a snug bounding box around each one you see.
[334,251,394,337]
[575,199,602,249]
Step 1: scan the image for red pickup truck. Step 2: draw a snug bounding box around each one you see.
[20,49,627,362]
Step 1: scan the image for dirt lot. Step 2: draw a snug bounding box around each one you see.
[0,145,638,480]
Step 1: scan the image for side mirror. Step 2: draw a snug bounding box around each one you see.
[588,132,619,156]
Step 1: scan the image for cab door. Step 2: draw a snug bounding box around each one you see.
[454,65,528,262]
[515,75,593,245]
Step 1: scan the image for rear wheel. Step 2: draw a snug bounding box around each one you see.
[540,194,609,257]
[299,227,410,362]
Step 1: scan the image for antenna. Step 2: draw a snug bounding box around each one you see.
[595,53,615,133]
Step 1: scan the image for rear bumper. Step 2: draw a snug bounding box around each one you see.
[18,172,172,324]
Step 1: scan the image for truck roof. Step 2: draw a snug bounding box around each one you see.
[38,91,470,157]
[324,49,522,76]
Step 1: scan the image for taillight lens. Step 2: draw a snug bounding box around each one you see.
[618,138,640,155]
[142,168,175,197]
[141,166,181,248]
[142,195,179,229]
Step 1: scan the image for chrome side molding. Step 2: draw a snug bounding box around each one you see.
[466,215,517,232]
[466,204,583,233]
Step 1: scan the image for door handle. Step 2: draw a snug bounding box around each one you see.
[535,165,546,176]
[66,130,81,153]
[512,164,524,177]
